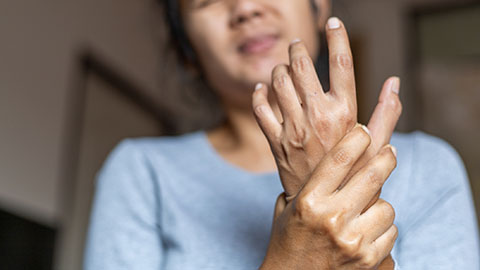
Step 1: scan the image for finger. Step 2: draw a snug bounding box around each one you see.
[325,17,356,103]
[354,199,395,242]
[337,145,397,216]
[253,83,282,143]
[288,40,325,107]
[371,225,398,265]
[271,64,304,122]
[300,125,371,196]
[367,77,402,153]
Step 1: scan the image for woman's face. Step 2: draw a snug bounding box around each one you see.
[180,0,324,106]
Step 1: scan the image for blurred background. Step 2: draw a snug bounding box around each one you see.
[0,0,479,269]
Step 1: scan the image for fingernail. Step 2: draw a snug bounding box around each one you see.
[255,83,263,91]
[389,145,397,157]
[390,77,400,94]
[290,38,301,45]
[360,124,371,137]
[327,17,341,29]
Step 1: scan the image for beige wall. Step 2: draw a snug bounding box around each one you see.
[0,0,162,226]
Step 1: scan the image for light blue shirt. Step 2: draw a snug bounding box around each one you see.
[84,131,479,269]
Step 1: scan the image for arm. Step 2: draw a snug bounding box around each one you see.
[83,140,163,270]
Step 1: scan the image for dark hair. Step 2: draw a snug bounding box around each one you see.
[164,0,198,66]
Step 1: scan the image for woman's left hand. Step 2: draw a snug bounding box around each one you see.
[252,18,402,201]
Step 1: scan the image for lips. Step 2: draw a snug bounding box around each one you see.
[238,34,279,55]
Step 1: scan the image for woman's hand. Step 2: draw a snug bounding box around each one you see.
[252,17,402,201]
[260,127,398,270]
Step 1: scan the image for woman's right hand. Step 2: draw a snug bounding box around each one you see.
[260,126,398,270]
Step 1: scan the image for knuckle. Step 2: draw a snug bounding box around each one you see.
[332,148,353,166]
[331,53,353,69]
[271,129,283,142]
[334,104,356,127]
[323,214,341,233]
[294,194,334,229]
[337,233,363,257]
[253,105,265,117]
[359,251,378,269]
[291,56,312,74]
[388,95,403,116]
[287,123,306,146]
[273,74,290,89]
[294,195,316,221]
[364,169,382,187]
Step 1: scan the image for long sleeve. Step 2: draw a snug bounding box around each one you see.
[83,140,163,270]
[395,134,479,269]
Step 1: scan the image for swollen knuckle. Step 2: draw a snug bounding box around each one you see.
[337,234,362,257]
[253,105,265,117]
[291,56,311,74]
[289,125,306,146]
[323,215,339,233]
[294,195,316,220]
[332,53,353,69]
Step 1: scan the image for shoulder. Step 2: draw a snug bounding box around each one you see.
[104,131,205,166]
[98,131,207,183]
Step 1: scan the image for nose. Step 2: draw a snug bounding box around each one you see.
[229,0,265,27]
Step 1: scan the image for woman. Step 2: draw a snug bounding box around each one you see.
[84,0,479,269]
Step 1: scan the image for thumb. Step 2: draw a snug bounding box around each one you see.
[367,76,402,152]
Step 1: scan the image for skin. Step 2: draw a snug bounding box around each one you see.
[179,0,402,268]
[261,128,398,269]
